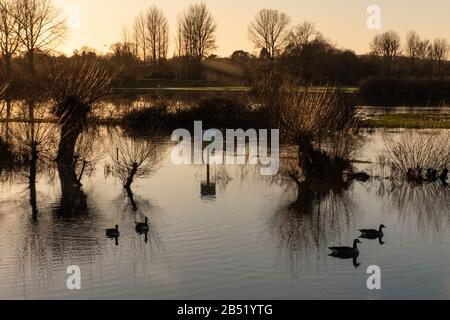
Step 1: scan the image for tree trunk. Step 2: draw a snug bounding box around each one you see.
[28,51,35,75]
[124,162,139,190]
[57,122,82,188]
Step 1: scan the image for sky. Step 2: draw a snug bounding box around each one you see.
[53,0,450,57]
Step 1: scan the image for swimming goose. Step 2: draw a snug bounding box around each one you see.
[329,239,361,257]
[106,225,120,238]
[359,225,386,239]
[135,217,149,234]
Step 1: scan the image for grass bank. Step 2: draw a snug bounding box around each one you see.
[112,80,358,95]
[362,113,450,129]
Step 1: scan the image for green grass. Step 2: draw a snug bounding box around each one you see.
[112,85,358,94]
[362,113,450,129]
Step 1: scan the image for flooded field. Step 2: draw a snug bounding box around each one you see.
[1,120,449,300]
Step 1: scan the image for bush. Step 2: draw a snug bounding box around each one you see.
[122,96,267,134]
[122,104,170,134]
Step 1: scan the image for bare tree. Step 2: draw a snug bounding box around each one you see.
[15,0,67,74]
[248,9,291,58]
[287,21,322,49]
[177,2,217,77]
[146,6,169,63]
[256,72,359,180]
[431,38,449,76]
[370,31,401,75]
[177,2,216,60]
[416,38,431,62]
[0,0,21,80]
[48,58,118,188]
[133,11,147,62]
[405,31,421,69]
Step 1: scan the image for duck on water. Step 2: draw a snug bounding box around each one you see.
[359,224,386,240]
[329,239,362,258]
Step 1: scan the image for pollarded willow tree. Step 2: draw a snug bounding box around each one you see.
[47,57,118,186]
[248,9,291,58]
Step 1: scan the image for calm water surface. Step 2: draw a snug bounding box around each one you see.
[0,124,450,300]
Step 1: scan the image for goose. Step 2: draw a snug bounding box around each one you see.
[135,217,149,234]
[329,239,361,258]
[359,224,386,239]
[106,225,120,238]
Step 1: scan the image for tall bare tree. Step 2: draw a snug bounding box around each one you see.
[431,38,449,76]
[133,11,147,62]
[145,6,169,63]
[15,0,67,74]
[178,2,217,59]
[405,31,421,69]
[0,0,21,80]
[370,31,401,75]
[177,2,216,78]
[416,38,431,61]
[248,9,291,58]
[287,21,322,49]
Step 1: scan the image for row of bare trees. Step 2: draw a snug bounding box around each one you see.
[130,6,169,64]
[248,9,327,59]
[0,0,66,80]
[371,31,449,76]
[247,8,449,75]
[123,3,217,65]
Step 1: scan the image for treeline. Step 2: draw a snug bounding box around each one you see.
[0,0,449,90]
[105,5,450,86]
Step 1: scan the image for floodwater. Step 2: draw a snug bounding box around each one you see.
[0,103,450,300]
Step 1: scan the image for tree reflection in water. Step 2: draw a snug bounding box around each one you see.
[268,150,361,270]
[270,177,357,271]
[8,106,58,219]
[107,129,166,247]
[55,127,105,216]
[376,178,450,234]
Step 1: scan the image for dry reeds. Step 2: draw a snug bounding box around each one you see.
[383,129,450,177]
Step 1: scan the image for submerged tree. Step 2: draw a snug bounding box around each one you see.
[47,58,117,188]
[110,131,163,192]
[9,108,58,219]
[256,72,360,184]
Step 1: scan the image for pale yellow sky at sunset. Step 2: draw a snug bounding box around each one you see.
[54,0,450,57]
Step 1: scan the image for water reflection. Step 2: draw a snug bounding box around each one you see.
[270,175,357,270]
[377,178,450,234]
[1,124,450,299]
